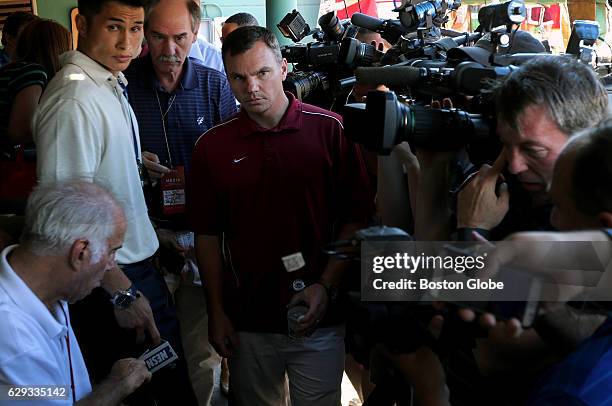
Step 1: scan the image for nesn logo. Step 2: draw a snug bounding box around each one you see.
[140,341,178,373]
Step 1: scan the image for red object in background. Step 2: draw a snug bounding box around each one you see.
[336,0,378,19]
[547,4,561,29]
[530,4,561,29]
[0,147,36,202]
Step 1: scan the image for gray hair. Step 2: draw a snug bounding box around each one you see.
[20,181,122,262]
[145,0,201,33]
[494,55,609,136]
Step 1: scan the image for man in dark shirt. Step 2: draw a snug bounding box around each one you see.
[190,26,372,405]
[124,0,236,403]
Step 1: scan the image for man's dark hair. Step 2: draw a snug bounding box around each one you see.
[2,11,38,37]
[222,25,281,64]
[494,55,608,136]
[145,0,201,32]
[570,119,612,216]
[224,12,259,27]
[77,0,147,23]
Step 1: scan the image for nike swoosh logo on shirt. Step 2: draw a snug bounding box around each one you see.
[233,156,247,163]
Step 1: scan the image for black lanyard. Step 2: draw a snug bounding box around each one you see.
[118,79,141,163]
[118,78,144,185]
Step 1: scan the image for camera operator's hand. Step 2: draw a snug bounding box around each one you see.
[156,228,187,255]
[142,151,170,180]
[352,84,389,103]
[456,307,522,334]
[209,308,238,357]
[381,315,450,406]
[457,151,509,230]
[394,142,419,169]
[288,282,329,336]
[472,317,550,375]
[114,292,161,345]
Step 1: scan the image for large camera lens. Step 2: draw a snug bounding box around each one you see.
[478,0,526,30]
[318,11,346,41]
[366,91,413,154]
[342,91,411,154]
[339,37,380,68]
[283,71,329,101]
[408,106,489,150]
[399,0,460,30]
[342,91,490,154]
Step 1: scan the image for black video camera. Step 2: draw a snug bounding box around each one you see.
[342,90,491,154]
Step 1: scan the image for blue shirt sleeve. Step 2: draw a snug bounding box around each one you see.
[217,75,238,123]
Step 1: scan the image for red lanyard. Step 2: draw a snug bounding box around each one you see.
[59,304,76,403]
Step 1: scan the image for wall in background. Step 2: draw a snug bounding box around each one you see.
[0,0,38,31]
[36,0,322,35]
[37,0,75,29]
[200,0,321,28]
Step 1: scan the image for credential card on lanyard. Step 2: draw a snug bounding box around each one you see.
[282,252,306,272]
[161,165,186,215]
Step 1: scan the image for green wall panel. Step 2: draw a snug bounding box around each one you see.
[201,0,321,28]
[36,0,321,33]
[37,0,76,29]
[39,1,607,42]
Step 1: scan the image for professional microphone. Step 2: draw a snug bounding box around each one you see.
[351,12,386,31]
[355,66,426,86]
[351,13,408,44]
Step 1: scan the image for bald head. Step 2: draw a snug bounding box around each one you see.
[145,0,200,81]
[146,0,201,33]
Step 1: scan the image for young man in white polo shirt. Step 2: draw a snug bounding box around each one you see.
[33,0,196,403]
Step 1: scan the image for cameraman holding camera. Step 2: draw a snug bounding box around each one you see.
[369,53,609,406]
[416,55,609,241]
[390,116,612,406]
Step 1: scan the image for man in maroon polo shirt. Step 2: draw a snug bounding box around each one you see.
[190,26,372,405]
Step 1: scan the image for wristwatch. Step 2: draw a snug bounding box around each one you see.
[110,284,141,309]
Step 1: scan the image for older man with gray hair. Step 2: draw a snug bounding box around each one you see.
[125,1,236,404]
[0,181,151,405]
